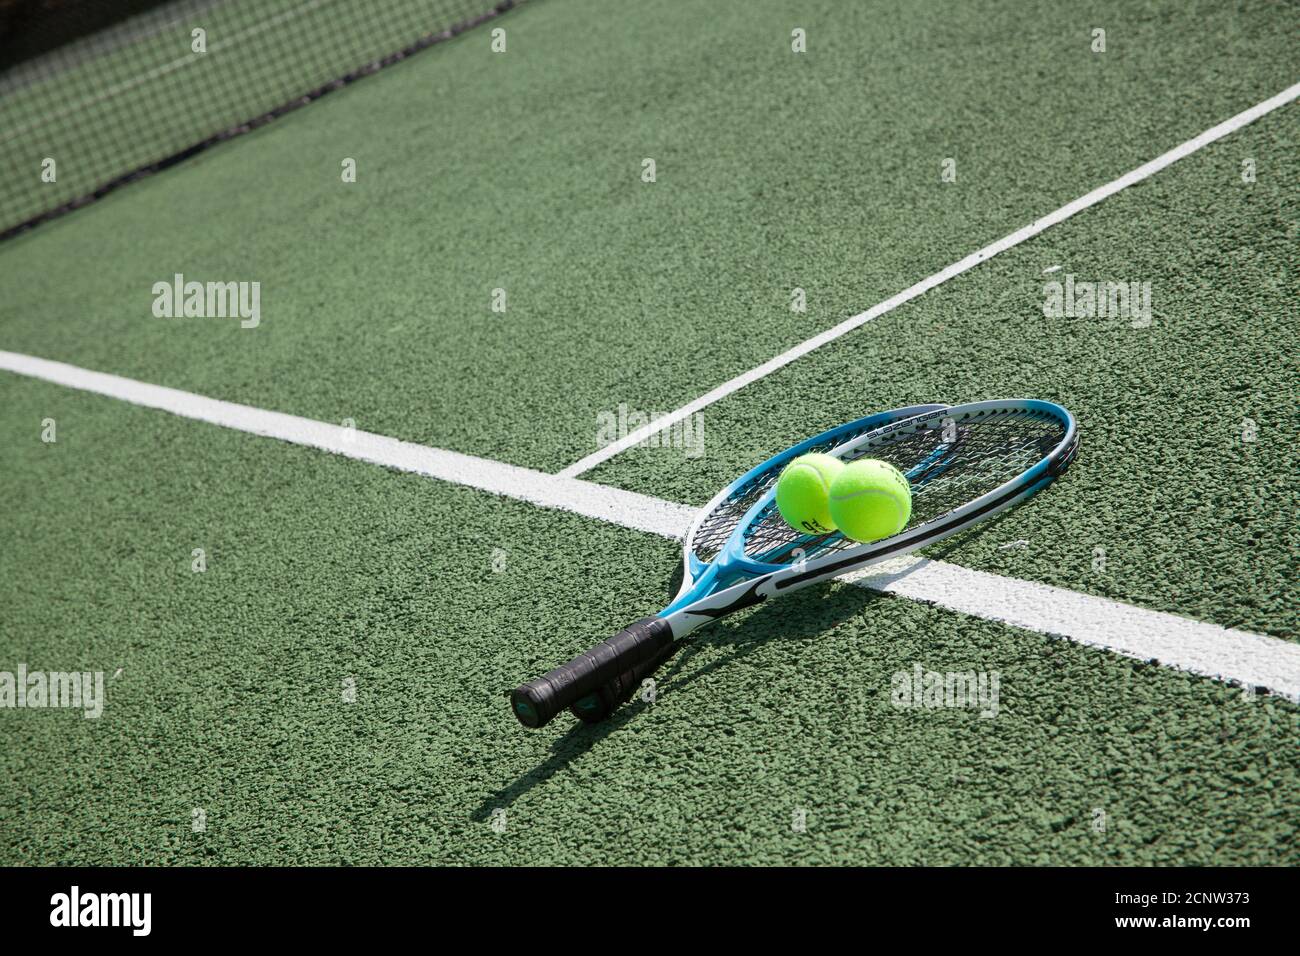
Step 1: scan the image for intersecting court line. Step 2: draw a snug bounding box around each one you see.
[556,80,1300,479]
[4,349,1298,702]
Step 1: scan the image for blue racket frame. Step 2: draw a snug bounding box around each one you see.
[661,399,1077,633]
[513,399,1078,728]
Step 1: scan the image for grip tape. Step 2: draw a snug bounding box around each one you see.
[511,616,674,728]
[568,638,681,723]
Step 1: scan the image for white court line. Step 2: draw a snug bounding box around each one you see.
[557,80,1300,479]
[4,349,1299,702]
[0,351,689,539]
[841,559,1300,700]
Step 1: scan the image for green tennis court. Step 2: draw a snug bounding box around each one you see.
[1,0,1296,866]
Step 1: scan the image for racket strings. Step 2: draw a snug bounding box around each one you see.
[688,419,886,564]
[740,409,1065,562]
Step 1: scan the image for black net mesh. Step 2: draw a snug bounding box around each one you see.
[0,0,520,237]
[689,406,1067,566]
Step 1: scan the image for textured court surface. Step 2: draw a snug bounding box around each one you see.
[1,0,1297,865]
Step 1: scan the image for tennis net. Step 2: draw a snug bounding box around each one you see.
[0,0,520,239]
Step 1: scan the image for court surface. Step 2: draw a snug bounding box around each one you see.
[1,0,1296,865]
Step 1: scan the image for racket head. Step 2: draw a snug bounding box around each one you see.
[665,399,1077,624]
[674,403,947,599]
[735,399,1076,567]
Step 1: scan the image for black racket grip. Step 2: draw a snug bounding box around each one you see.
[511,616,674,728]
[568,638,682,723]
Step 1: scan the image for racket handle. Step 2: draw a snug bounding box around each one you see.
[568,638,682,723]
[511,616,674,728]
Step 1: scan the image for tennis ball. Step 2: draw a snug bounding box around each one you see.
[828,459,912,543]
[775,453,845,534]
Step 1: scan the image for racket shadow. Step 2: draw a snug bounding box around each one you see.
[471,687,676,822]
[477,514,1012,814]
[474,586,890,818]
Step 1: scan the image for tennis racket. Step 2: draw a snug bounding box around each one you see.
[556,401,946,724]
[512,399,1078,729]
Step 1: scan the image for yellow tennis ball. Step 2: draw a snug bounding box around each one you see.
[828,459,912,543]
[775,453,845,534]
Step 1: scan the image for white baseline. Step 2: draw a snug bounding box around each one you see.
[3,350,1297,702]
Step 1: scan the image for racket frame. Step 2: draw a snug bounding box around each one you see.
[513,398,1077,728]
[662,399,1076,636]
